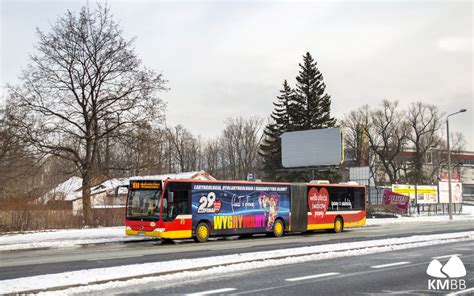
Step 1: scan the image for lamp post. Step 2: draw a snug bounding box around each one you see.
[447,108,466,220]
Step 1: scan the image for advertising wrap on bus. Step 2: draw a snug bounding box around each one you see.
[306,185,366,230]
[191,183,290,235]
[124,179,366,242]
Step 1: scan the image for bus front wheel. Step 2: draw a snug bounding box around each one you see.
[195,222,210,243]
[333,217,344,233]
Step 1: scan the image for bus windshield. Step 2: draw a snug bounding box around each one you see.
[127,189,161,219]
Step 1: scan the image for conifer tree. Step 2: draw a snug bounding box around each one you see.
[259,53,337,181]
[259,80,296,180]
[294,52,336,129]
[271,80,296,131]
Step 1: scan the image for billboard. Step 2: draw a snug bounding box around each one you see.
[391,184,438,204]
[439,181,463,203]
[281,128,342,168]
[382,189,409,213]
[191,183,290,235]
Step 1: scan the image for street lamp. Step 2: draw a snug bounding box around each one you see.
[447,108,467,220]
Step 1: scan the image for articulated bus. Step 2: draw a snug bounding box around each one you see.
[124,178,366,242]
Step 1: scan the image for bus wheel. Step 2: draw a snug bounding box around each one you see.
[195,222,210,243]
[333,217,343,233]
[273,219,284,237]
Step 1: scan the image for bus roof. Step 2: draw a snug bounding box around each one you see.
[162,179,366,188]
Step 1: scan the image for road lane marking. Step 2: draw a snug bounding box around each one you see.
[285,272,340,282]
[234,255,474,295]
[432,254,462,259]
[187,288,236,295]
[371,261,410,269]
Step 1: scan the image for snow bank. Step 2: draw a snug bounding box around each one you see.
[0,227,147,251]
[1,231,472,294]
[366,210,474,226]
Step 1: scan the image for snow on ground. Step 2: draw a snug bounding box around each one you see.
[0,231,472,295]
[0,227,148,251]
[461,204,474,215]
[366,211,474,226]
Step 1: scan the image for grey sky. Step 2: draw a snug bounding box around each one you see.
[1,0,472,149]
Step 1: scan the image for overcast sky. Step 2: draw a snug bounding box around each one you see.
[1,0,472,149]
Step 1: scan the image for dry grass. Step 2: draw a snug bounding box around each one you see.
[0,198,124,232]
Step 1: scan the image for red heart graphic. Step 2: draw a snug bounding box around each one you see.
[308,187,329,219]
[213,200,222,213]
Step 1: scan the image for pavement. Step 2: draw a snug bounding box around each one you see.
[138,240,473,296]
[0,219,472,283]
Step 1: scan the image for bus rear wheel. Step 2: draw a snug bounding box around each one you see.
[333,217,343,233]
[195,222,210,243]
[273,219,284,237]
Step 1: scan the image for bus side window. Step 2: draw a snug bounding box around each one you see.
[354,188,364,210]
[346,188,353,210]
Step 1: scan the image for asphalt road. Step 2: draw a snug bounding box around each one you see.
[133,240,474,296]
[0,219,473,282]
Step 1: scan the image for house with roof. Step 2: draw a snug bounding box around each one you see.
[41,171,215,215]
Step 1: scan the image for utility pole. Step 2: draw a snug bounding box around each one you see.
[446,108,466,220]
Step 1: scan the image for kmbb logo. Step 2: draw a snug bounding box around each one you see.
[427,255,467,291]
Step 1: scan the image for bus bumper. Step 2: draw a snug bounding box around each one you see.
[125,228,192,239]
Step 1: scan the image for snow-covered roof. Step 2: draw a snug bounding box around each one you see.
[129,171,215,181]
[90,178,129,195]
[40,176,83,204]
[40,171,214,204]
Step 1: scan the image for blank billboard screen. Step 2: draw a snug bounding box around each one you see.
[281,128,342,168]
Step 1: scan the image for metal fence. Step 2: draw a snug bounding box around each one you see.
[366,185,466,216]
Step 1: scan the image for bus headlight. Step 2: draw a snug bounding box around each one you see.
[126,226,132,231]
[154,228,165,232]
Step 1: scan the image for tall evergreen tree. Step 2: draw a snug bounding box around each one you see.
[259,80,296,180]
[294,52,336,129]
[259,53,337,181]
[271,80,297,131]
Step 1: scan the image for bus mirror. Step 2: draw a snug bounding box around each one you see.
[168,192,174,203]
[115,185,129,198]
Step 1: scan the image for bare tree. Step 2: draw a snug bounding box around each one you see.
[203,139,221,177]
[166,125,198,172]
[406,102,442,184]
[0,104,40,199]
[8,4,166,224]
[106,123,166,176]
[365,100,409,184]
[220,117,263,180]
[341,105,370,167]
[427,131,467,182]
